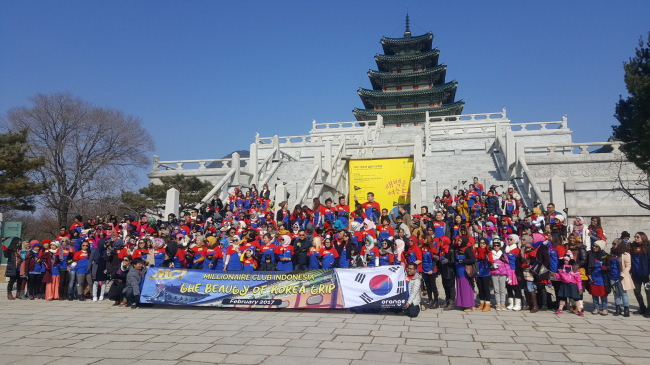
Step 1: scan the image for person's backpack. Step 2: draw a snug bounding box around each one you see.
[549,247,559,273]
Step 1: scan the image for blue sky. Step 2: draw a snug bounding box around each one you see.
[1,1,649,186]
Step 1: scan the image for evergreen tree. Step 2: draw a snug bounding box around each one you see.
[613,32,650,173]
[121,174,214,214]
[0,129,45,212]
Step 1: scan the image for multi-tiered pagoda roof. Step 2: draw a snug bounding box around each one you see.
[353,16,464,123]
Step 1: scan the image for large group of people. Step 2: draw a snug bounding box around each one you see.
[3,179,649,319]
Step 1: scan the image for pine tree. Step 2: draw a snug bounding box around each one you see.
[0,129,45,212]
[613,32,650,173]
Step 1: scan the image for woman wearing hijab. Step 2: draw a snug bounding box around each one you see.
[275,235,294,271]
[455,236,476,311]
[89,239,109,301]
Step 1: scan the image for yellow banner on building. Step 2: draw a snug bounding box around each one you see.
[349,158,414,213]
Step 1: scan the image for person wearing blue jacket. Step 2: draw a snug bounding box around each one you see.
[73,241,92,301]
[630,232,649,316]
[24,242,44,300]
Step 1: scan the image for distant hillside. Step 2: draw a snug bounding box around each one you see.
[207,150,250,168]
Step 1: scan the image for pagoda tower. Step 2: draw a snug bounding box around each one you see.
[353,16,464,124]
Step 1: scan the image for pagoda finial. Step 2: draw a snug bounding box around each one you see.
[404,14,411,38]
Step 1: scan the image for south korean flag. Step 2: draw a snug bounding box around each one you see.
[334,266,407,309]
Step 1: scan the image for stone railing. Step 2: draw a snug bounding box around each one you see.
[523,141,623,155]
[152,155,249,171]
[508,116,568,132]
[256,133,362,147]
[312,115,384,130]
[425,108,508,123]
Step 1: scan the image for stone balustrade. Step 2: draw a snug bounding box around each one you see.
[509,116,568,132]
[152,157,249,171]
[312,121,364,129]
[426,108,507,123]
[523,141,623,155]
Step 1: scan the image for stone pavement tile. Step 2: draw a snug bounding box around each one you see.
[281,346,322,357]
[566,353,621,364]
[360,343,397,352]
[342,323,380,331]
[262,355,351,365]
[263,331,303,339]
[170,329,205,336]
[166,343,213,352]
[68,348,150,359]
[135,341,177,351]
[407,325,445,334]
[301,327,334,334]
[482,343,528,351]
[96,360,178,365]
[441,348,480,357]
[405,338,446,347]
[547,331,591,339]
[47,357,103,365]
[618,356,650,365]
[333,328,371,336]
[318,349,364,360]
[560,345,616,355]
[270,325,307,332]
[144,334,188,343]
[10,355,53,365]
[473,335,513,343]
[513,330,551,338]
[467,323,503,330]
[181,352,227,363]
[548,337,591,346]
[176,336,222,344]
[449,357,489,365]
[351,360,403,365]
[283,339,322,348]
[238,345,286,356]
[203,344,245,354]
[301,333,335,341]
[444,327,477,335]
[445,340,483,349]
[3,346,50,355]
[372,329,406,337]
[588,333,625,341]
[144,350,191,360]
[223,354,268,364]
[371,336,405,345]
[525,351,569,362]
[245,337,291,346]
[361,350,402,362]
[319,341,361,350]
[379,324,408,331]
[335,335,373,343]
[401,353,449,364]
[478,350,527,359]
[441,333,473,342]
[610,347,650,357]
[35,347,76,356]
[317,321,347,328]
[489,360,539,365]
[523,344,565,353]
[97,341,146,350]
[214,337,249,345]
[405,331,441,340]
[513,336,550,344]
[3,338,48,346]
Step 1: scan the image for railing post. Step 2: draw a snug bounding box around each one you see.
[562,115,568,129]
[273,135,281,160]
[502,107,507,119]
[314,150,322,183]
[376,114,384,129]
[249,142,258,185]
[505,130,515,171]
[232,152,241,186]
[255,132,260,145]
[312,119,317,130]
[152,155,160,171]
[324,141,332,183]
[425,110,430,123]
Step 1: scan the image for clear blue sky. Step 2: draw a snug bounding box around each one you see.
[2,1,649,186]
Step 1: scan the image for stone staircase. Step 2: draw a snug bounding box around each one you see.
[422,152,509,198]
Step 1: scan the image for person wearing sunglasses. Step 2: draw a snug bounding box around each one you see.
[72,241,92,301]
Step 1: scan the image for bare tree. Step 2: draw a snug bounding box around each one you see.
[617,159,650,211]
[4,93,155,226]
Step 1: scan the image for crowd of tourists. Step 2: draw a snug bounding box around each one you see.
[3,179,649,319]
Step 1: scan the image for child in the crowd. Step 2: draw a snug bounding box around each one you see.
[124,257,145,309]
[554,254,585,316]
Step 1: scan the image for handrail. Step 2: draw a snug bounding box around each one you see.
[426,109,508,123]
[153,158,251,171]
[508,120,568,131]
[523,141,623,155]
[312,121,365,129]
[294,165,320,206]
[195,168,236,208]
[517,156,546,208]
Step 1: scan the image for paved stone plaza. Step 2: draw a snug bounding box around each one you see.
[1,287,649,365]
